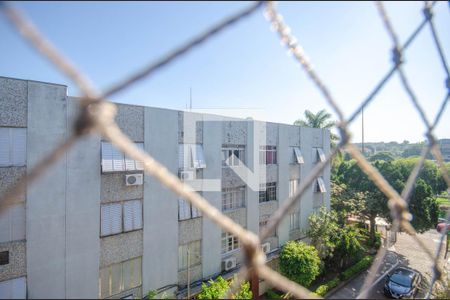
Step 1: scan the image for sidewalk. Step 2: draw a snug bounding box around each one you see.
[327,250,398,299]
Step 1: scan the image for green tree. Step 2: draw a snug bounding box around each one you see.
[306,206,339,259]
[197,276,252,299]
[279,241,321,287]
[294,109,339,147]
[368,151,395,162]
[333,227,365,268]
[331,182,365,225]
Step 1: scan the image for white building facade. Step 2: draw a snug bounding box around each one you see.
[0,76,330,299]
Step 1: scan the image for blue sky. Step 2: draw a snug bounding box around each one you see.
[1,1,449,143]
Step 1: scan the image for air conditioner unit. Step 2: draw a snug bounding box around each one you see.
[126,174,143,186]
[223,257,237,271]
[179,170,195,181]
[262,242,271,254]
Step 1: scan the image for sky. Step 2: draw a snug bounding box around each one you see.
[1,1,449,144]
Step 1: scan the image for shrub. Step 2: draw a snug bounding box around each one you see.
[266,289,283,299]
[341,256,374,281]
[373,232,382,249]
[279,241,321,287]
[315,277,341,296]
[197,276,252,299]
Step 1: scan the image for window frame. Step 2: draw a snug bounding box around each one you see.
[259,182,277,203]
[289,179,299,198]
[221,186,246,211]
[100,199,143,237]
[315,177,327,193]
[178,194,202,221]
[259,145,277,165]
[179,144,206,170]
[293,147,304,164]
[314,147,326,163]
[221,231,240,254]
[101,141,144,173]
[99,257,142,299]
[0,127,26,167]
[289,211,300,231]
[222,145,245,167]
[178,240,202,271]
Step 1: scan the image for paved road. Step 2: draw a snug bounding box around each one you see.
[328,229,448,299]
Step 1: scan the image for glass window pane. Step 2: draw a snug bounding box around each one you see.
[99,267,110,299]
[111,263,122,295]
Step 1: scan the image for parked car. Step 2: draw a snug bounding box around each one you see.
[384,267,421,299]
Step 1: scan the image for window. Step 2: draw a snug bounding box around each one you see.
[289,179,299,198]
[0,127,26,167]
[222,145,245,167]
[0,251,8,265]
[0,202,25,243]
[259,182,277,203]
[178,196,202,221]
[221,232,240,254]
[101,200,143,237]
[315,177,327,193]
[101,142,144,172]
[0,276,26,299]
[222,186,245,211]
[99,257,142,299]
[290,212,300,231]
[314,148,326,163]
[123,200,143,232]
[293,147,304,164]
[178,240,201,271]
[259,146,277,165]
[179,144,206,170]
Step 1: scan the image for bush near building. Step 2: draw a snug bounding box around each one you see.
[279,241,321,287]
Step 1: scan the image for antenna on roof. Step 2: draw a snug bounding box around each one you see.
[190,87,192,111]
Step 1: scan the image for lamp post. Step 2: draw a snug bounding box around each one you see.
[187,248,191,299]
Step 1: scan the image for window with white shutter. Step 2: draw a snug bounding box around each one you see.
[178,198,191,220]
[101,203,122,236]
[315,148,326,163]
[293,147,304,164]
[102,142,144,172]
[0,276,26,299]
[0,202,25,243]
[0,128,26,167]
[315,177,327,193]
[123,200,142,232]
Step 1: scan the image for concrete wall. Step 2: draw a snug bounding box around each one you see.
[201,116,222,279]
[0,241,26,282]
[65,98,101,298]
[26,86,101,298]
[179,218,202,245]
[277,124,290,246]
[100,231,143,268]
[0,77,27,127]
[143,107,179,293]
[26,81,68,298]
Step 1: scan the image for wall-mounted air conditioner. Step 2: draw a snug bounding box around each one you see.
[223,257,237,271]
[179,170,195,181]
[126,174,143,186]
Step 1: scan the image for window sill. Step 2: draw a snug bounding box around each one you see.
[100,228,143,238]
[221,248,241,258]
[222,206,246,213]
[178,216,202,222]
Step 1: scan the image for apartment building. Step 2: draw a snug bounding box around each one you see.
[439,139,450,162]
[0,76,330,299]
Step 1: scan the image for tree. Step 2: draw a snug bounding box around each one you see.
[333,227,365,268]
[306,206,339,259]
[333,157,445,239]
[279,241,321,287]
[197,276,252,299]
[368,151,395,162]
[331,182,365,225]
[294,109,339,147]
